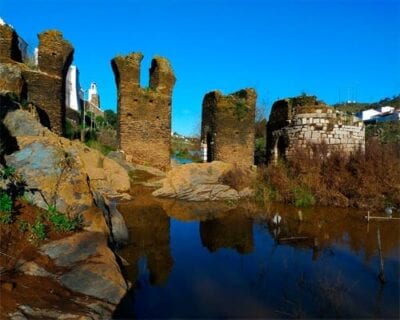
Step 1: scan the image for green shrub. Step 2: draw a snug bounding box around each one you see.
[0,192,13,224]
[18,220,28,233]
[293,186,316,207]
[49,211,81,232]
[1,166,16,179]
[30,219,47,240]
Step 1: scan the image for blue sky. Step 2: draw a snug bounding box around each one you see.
[1,0,399,135]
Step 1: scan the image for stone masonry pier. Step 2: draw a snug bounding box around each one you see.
[111,53,175,170]
[201,89,257,167]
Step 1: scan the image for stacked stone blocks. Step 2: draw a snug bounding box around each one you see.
[201,89,256,167]
[267,96,365,161]
[22,30,74,135]
[111,53,175,170]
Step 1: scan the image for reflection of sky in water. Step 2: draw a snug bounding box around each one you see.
[116,204,400,319]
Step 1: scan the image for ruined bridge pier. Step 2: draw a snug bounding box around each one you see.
[111,53,175,170]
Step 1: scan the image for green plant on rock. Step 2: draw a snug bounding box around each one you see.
[18,220,28,233]
[293,186,316,207]
[1,166,16,180]
[0,192,13,224]
[30,218,47,241]
[49,212,82,232]
[234,99,248,120]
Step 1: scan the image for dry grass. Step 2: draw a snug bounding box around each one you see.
[258,139,400,210]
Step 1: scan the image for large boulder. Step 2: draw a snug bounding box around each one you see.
[5,140,93,217]
[153,161,241,201]
[40,232,128,304]
[0,63,25,98]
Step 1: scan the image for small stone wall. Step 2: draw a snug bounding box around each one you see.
[267,96,365,161]
[111,53,175,170]
[22,30,74,135]
[201,88,256,167]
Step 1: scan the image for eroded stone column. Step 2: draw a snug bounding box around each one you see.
[22,30,74,135]
[201,88,257,167]
[111,53,175,170]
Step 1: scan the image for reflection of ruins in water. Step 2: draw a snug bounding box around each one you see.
[117,203,173,286]
[261,204,400,262]
[200,211,254,254]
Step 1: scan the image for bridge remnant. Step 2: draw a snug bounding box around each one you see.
[266,95,365,162]
[22,30,74,135]
[111,53,175,170]
[201,88,256,167]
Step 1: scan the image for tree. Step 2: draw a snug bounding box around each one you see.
[104,109,117,129]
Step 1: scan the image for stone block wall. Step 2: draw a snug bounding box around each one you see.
[266,96,365,162]
[201,88,256,167]
[0,24,22,63]
[22,30,74,135]
[111,53,175,170]
[0,24,25,98]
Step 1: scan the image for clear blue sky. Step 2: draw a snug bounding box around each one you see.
[1,0,399,135]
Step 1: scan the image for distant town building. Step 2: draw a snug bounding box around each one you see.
[356,106,400,123]
[65,65,82,112]
[86,82,103,117]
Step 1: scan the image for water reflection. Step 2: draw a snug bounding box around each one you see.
[118,203,173,286]
[200,211,254,254]
[116,188,400,319]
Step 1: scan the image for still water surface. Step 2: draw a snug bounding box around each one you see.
[115,188,400,319]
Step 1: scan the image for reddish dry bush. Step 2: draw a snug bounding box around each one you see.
[261,139,400,210]
[219,164,254,191]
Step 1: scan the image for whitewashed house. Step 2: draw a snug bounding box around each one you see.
[65,65,82,111]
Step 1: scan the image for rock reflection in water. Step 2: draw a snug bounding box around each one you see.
[200,211,254,254]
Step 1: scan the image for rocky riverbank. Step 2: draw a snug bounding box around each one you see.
[0,101,132,318]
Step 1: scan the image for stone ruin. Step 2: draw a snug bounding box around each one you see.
[0,25,73,136]
[201,89,257,167]
[0,24,24,99]
[22,31,74,135]
[266,95,365,162]
[111,53,175,170]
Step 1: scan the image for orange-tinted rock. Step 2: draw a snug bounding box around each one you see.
[201,88,257,167]
[111,53,176,170]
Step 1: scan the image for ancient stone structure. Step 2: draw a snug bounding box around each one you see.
[266,95,365,162]
[0,24,25,99]
[0,23,22,63]
[22,30,74,135]
[201,89,257,167]
[111,53,175,170]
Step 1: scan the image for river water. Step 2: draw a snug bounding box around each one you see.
[115,187,400,319]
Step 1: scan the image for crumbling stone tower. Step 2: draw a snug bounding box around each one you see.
[266,95,365,162]
[0,24,22,63]
[0,24,25,98]
[111,53,175,170]
[22,30,74,135]
[201,89,257,167]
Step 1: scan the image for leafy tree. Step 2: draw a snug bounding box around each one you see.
[104,109,117,129]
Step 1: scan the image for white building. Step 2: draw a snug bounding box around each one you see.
[355,109,381,121]
[65,65,82,112]
[377,106,395,114]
